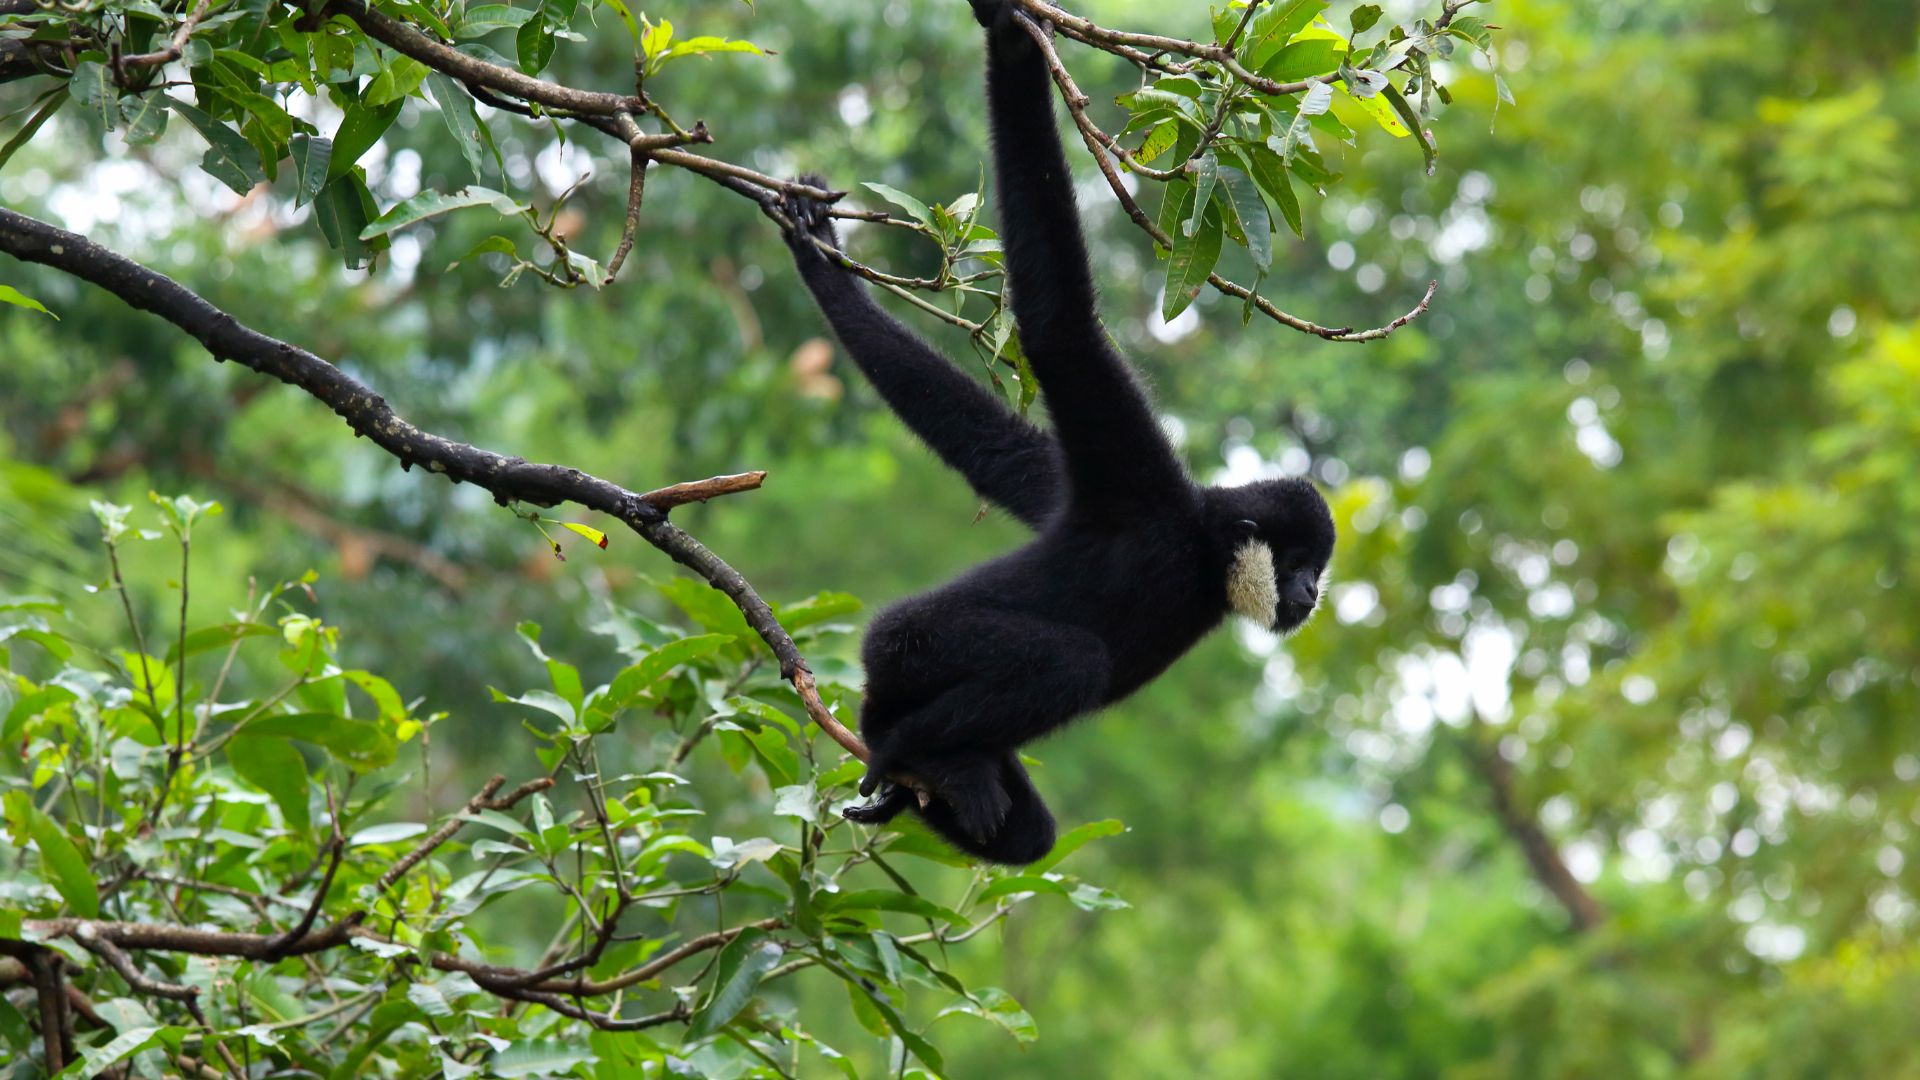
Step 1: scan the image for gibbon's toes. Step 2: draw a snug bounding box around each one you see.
[945,779,1015,846]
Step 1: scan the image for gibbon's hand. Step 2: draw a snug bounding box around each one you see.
[965,0,1010,29]
[776,173,840,261]
[967,0,1047,52]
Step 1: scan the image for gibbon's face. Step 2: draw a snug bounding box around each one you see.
[1221,478,1336,634]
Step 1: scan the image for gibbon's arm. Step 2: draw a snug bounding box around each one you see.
[783,201,1065,529]
[982,16,1191,512]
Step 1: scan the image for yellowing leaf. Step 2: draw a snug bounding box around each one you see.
[560,521,608,549]
[1344,86,1410,136]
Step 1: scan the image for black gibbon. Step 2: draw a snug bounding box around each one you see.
[776,0,1335,864]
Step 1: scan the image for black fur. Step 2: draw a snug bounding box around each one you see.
[778,0,1335,865]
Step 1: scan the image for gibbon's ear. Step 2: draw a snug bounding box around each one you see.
[1235,519,1259,537]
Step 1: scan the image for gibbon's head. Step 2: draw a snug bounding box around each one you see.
[1206,477,1336,634]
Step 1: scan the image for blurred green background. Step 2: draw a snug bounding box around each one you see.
[4,0,1919,1075]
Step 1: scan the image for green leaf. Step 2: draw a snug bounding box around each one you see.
[1262,39,1346,82]
[359,186,529,241]
[164,618,272,668]
[349,822,428,846]
[824,891,966,924]
[1381,82,1436,174]
[289,134,332,207]
[1216,165,1273,270]
[1029,818,1125,874]
[660,35,765,69]
[239,712,398,771]
[687,929,784,1038]
[1241,0,1328,70]
[771,783,817,822]
[227,735,311,833]
[490,1041,596,1078]
[936,986,1037,1044]
[516,13,555,76]
[68,60,117,129]
[604,633,735,707]
[66,1025,176,1077]
[639,14,673,63]
[118,93,170,145]
[1157,178,1195,251]
[313,171,380,269]
[363,56,430,108]
[341,669,408,725]
[655,576,754,637]
[4,791,99,917]
[1350,4,1384,34]
[1067,882,1131,911]
[600,0,642,47]
[841,976,945,1074]
[327,99,403,181]
[773,592,863,632]
[0,285,56,320]
[1185,153,1218,237]
[1245,145,1304,238]
[1164,203,1223,321]
[0,88,67,172]
[975,874,1073,902]
[454,4,537,36]
[447,234,518,270]
[1136,118,1180,164]
[861,182,934,229]
[426,72,490,182]
[170,100,266,195]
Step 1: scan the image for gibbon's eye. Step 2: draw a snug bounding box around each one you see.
[1235,519,1259,537]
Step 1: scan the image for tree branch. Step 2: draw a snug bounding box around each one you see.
[377,774,553,892]
[0,207,868,762]
[1463,724,1607,932]
[1017,13,1437,343]
[10,913,786,1032]
[638,471,767,510]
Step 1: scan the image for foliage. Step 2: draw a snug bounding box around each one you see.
[2,0,1919,1076]
[0,500,1122,1075]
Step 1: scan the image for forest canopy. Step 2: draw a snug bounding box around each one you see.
[2,0,1919,1076]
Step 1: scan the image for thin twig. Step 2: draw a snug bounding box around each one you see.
[377,775,554,892]
[1020,14,1436,342]
[639,471,766,511]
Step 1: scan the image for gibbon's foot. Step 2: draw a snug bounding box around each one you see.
[942,770,1015,845]
[843,782,915,825]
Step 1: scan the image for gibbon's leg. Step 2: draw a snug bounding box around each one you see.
[851,610,1108,850]
[912,751,1057,865]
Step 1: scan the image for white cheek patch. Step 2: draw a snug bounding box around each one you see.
[1227,540,1279,624]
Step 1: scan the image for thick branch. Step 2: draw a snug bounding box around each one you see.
[0,207,867,762]
[12,914,784,1022]
[1464,727,1607,932]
